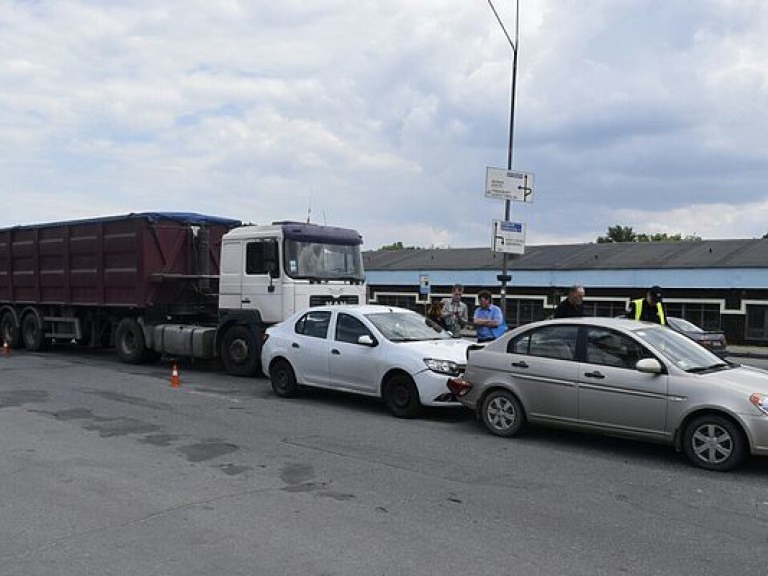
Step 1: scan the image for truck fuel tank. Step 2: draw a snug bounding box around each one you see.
[153,324,216,359]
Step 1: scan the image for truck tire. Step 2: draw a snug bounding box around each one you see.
[115,318,147,364]
[221,325,259,377]
[1,311,21,348]
[22,312,48,351]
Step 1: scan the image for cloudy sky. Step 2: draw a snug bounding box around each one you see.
[2,0,767,249]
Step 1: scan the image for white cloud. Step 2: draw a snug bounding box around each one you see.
[1,0,767,249]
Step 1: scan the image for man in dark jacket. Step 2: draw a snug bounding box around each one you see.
[553,285,585,318]
[628,285,667,324]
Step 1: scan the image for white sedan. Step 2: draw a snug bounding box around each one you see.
[261,305,474,418]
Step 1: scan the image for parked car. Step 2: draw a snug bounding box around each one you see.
[447,317,768,471]
[261,305,473,418]
[666,316,728,356]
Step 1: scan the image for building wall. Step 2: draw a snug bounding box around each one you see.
[365,274,768,345]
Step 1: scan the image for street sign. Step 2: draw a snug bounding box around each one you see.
[485,167,534,202]
[492,220,526,254]
[419,274,430,296]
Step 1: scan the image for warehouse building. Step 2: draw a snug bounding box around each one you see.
[363,239,768,345]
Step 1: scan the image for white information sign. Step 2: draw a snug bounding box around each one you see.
[485,167,534,202]
[492,220,526,254]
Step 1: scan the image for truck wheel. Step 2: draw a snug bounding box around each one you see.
[221,325,259,376]
[115,318,147,364]
[22,312,48,351]
[1,311,21,348]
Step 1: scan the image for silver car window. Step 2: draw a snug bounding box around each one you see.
[586,327,650,369]
[508,325,578,361]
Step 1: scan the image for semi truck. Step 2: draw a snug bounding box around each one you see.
[0,212,366,375]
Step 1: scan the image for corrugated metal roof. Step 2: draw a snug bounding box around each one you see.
[363,239,768,271]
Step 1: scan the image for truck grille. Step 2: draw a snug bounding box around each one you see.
[309,295,360,307]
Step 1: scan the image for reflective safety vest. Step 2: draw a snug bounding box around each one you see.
[631,298,666,325]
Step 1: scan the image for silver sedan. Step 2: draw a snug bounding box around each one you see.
[448,317,768,471]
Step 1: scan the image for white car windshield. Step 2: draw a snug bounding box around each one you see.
[365,311,450,342]
[635,326,728,372]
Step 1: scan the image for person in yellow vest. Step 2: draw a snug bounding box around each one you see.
[628,285,667,324]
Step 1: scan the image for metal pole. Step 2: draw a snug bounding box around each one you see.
[489,0,519,311]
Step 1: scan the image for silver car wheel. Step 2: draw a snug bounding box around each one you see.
[480,390,525,438]
[488,397,516,431]
[683,414,747,471]
[691,423,732,465]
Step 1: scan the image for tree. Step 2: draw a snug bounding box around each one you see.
[597,226,701,243]
[597,225,637,243]
[378,241,422,251]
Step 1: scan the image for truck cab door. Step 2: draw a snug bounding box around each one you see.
[241,239,283,323]
[219,240,244,310]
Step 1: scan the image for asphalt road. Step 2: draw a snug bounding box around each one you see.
[2,348,768,576]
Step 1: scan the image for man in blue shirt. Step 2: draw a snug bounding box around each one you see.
[473,290,507,342]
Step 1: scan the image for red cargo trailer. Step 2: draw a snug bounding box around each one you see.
[0,212,239,353]
[1,212,367,376]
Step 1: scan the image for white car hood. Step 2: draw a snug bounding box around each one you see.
[396,339,473,362]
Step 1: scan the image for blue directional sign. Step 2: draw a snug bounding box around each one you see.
[492,219,526,254]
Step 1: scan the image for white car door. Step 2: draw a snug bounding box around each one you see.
[286,310,332,386]
[328,312,381,393]
[577,326,669,438]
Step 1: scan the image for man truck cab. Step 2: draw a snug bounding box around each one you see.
[220,221,365,321]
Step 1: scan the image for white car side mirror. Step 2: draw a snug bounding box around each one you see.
[358,335,376,347]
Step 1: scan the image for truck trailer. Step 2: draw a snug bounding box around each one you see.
[0,212,366,375]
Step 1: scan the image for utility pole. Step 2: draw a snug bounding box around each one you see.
[487,0,519,310]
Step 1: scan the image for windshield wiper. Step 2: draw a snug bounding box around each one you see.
[686,363,730,373]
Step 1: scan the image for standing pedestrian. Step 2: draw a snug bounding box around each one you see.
[628,285,667,325]
[553,285,585,318]
[441,284,469,337]
[473,290,507,342]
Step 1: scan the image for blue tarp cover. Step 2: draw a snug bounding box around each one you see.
[1,212,242,230]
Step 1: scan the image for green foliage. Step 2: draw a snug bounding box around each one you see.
[596,225,636,243]
[378,241,421,251]
[597,225,701,243]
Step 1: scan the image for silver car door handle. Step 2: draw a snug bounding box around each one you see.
[292,343,299,349]
[512,361,528,368]
[242,298,251,303]
[584,371,605,379]
[331,349,340,355]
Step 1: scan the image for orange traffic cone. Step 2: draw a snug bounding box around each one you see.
[170,363,181,388]
[2,340,9,357]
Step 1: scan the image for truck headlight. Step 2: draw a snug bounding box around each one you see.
[424,358,461,376]
[750,393,768,416]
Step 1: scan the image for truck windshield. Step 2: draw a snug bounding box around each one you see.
[283,239,365,281]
